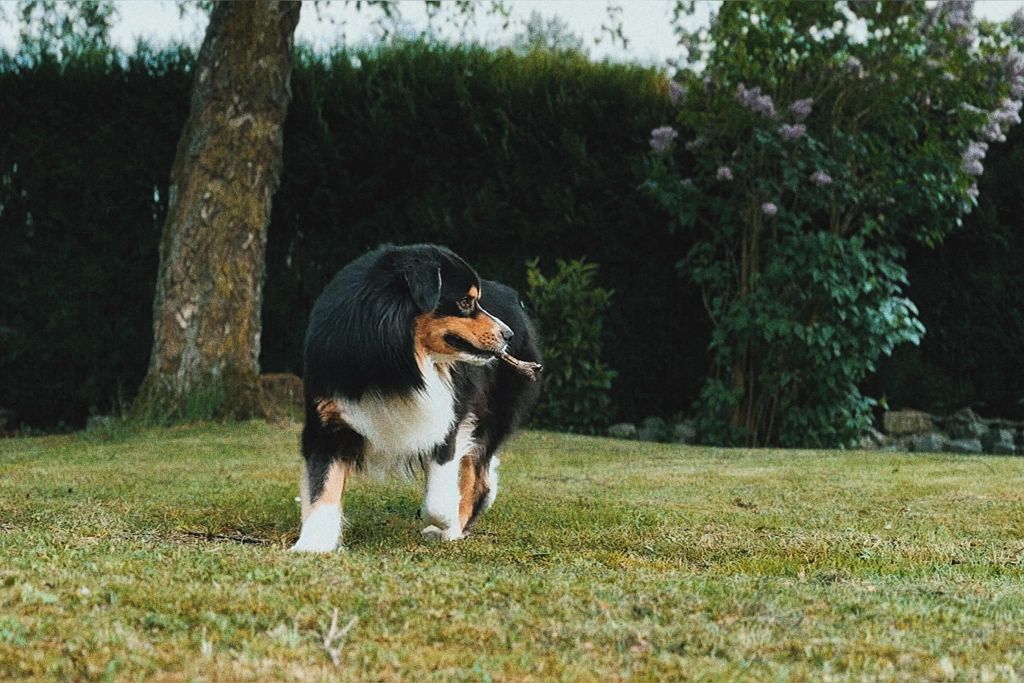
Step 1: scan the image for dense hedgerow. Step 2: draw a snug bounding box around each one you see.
[0,42,702,429]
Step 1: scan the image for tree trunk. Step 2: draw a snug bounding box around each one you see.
[133,1,301,422]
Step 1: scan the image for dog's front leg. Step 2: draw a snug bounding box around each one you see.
[421,415,477,542]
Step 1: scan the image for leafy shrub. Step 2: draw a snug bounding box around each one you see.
[645,0,1023,447]
[525,259,616,434]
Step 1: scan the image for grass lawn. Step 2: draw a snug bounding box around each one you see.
[1,422,1023,681]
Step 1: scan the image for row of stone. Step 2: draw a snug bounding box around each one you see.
[607,417,698,444]
[606,408,1023,455]
[869,408,1023,455]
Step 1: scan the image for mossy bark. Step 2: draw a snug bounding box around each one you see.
[133,1,301,422]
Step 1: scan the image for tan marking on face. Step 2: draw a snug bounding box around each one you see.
[414,310,508,358]
[303,459,349,521]
[315,397,347,428]
[468,285,479,300]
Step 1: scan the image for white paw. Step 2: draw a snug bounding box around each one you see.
[290,505,342,553]
[420,524,464,543]
[289,536,340,553]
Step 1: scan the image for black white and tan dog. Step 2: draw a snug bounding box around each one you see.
[291,244,542,552]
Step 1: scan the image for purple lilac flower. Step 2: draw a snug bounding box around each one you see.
[736,84,776,118]
[649,126,679,154]
[944,0,974,31]
[684,137,706,152]
[1007,50,1024,98]
[967,183,980,200]
[977,100,1022,143]
[789,98,814,122]
[778,123,806,141]
[810,170,832,187]
[668,80,686,106]
[980,119,1004,142]
[716,166,734,181]
[961,141,987,176]
[761,202,778,217]
[992,98,1022,126]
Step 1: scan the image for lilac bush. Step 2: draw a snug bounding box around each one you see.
[645,1,1022,447]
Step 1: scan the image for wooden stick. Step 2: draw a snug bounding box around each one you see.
[497,350,542,382]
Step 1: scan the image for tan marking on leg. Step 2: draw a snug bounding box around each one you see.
[303,459,349,522]
[315,397,347,428]
[458,453,479,529]
[460,452,496,531]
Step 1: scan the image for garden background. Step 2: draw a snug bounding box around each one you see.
[0,4,1022,442]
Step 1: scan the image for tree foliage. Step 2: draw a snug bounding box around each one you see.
[646,0,1023,446]
[3,0,116,63]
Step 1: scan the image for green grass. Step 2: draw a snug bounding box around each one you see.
[1,423,1023,681]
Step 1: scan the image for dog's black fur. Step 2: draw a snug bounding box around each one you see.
[299,243,541,539]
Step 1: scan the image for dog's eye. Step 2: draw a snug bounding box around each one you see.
[457,297,473,313]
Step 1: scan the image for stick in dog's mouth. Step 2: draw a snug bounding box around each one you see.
[496,348,542,382]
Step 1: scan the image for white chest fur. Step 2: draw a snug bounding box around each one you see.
[335,364,456,475]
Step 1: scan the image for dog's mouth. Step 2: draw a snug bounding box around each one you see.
[444,334,501,358]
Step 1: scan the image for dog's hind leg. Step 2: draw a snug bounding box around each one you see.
[291,409,363,552]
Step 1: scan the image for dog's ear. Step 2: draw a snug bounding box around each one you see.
[403,261,442,313]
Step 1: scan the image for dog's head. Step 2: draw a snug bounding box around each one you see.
[399,246,513,366]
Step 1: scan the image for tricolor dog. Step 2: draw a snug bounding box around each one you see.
[292,244,542,552]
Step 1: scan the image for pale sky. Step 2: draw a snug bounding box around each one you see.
[1,1,1023,65]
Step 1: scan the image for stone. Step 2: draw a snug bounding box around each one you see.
[86,415,115,432]
[638,417,669,442]
[992,441,1017,456]
[910,433,947,453]
[672,420,697,444]
[883,410,935,436]
[945,438,983,455]
[982,429,1017,455]
[858,427,888,450]
[607,423,637,440]
[944,408,989,440]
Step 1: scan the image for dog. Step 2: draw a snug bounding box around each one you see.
[291,243,542,552]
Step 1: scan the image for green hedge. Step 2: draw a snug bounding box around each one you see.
[0,43,708,430]
[866,124,1024,419]
[0,48,192,428]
